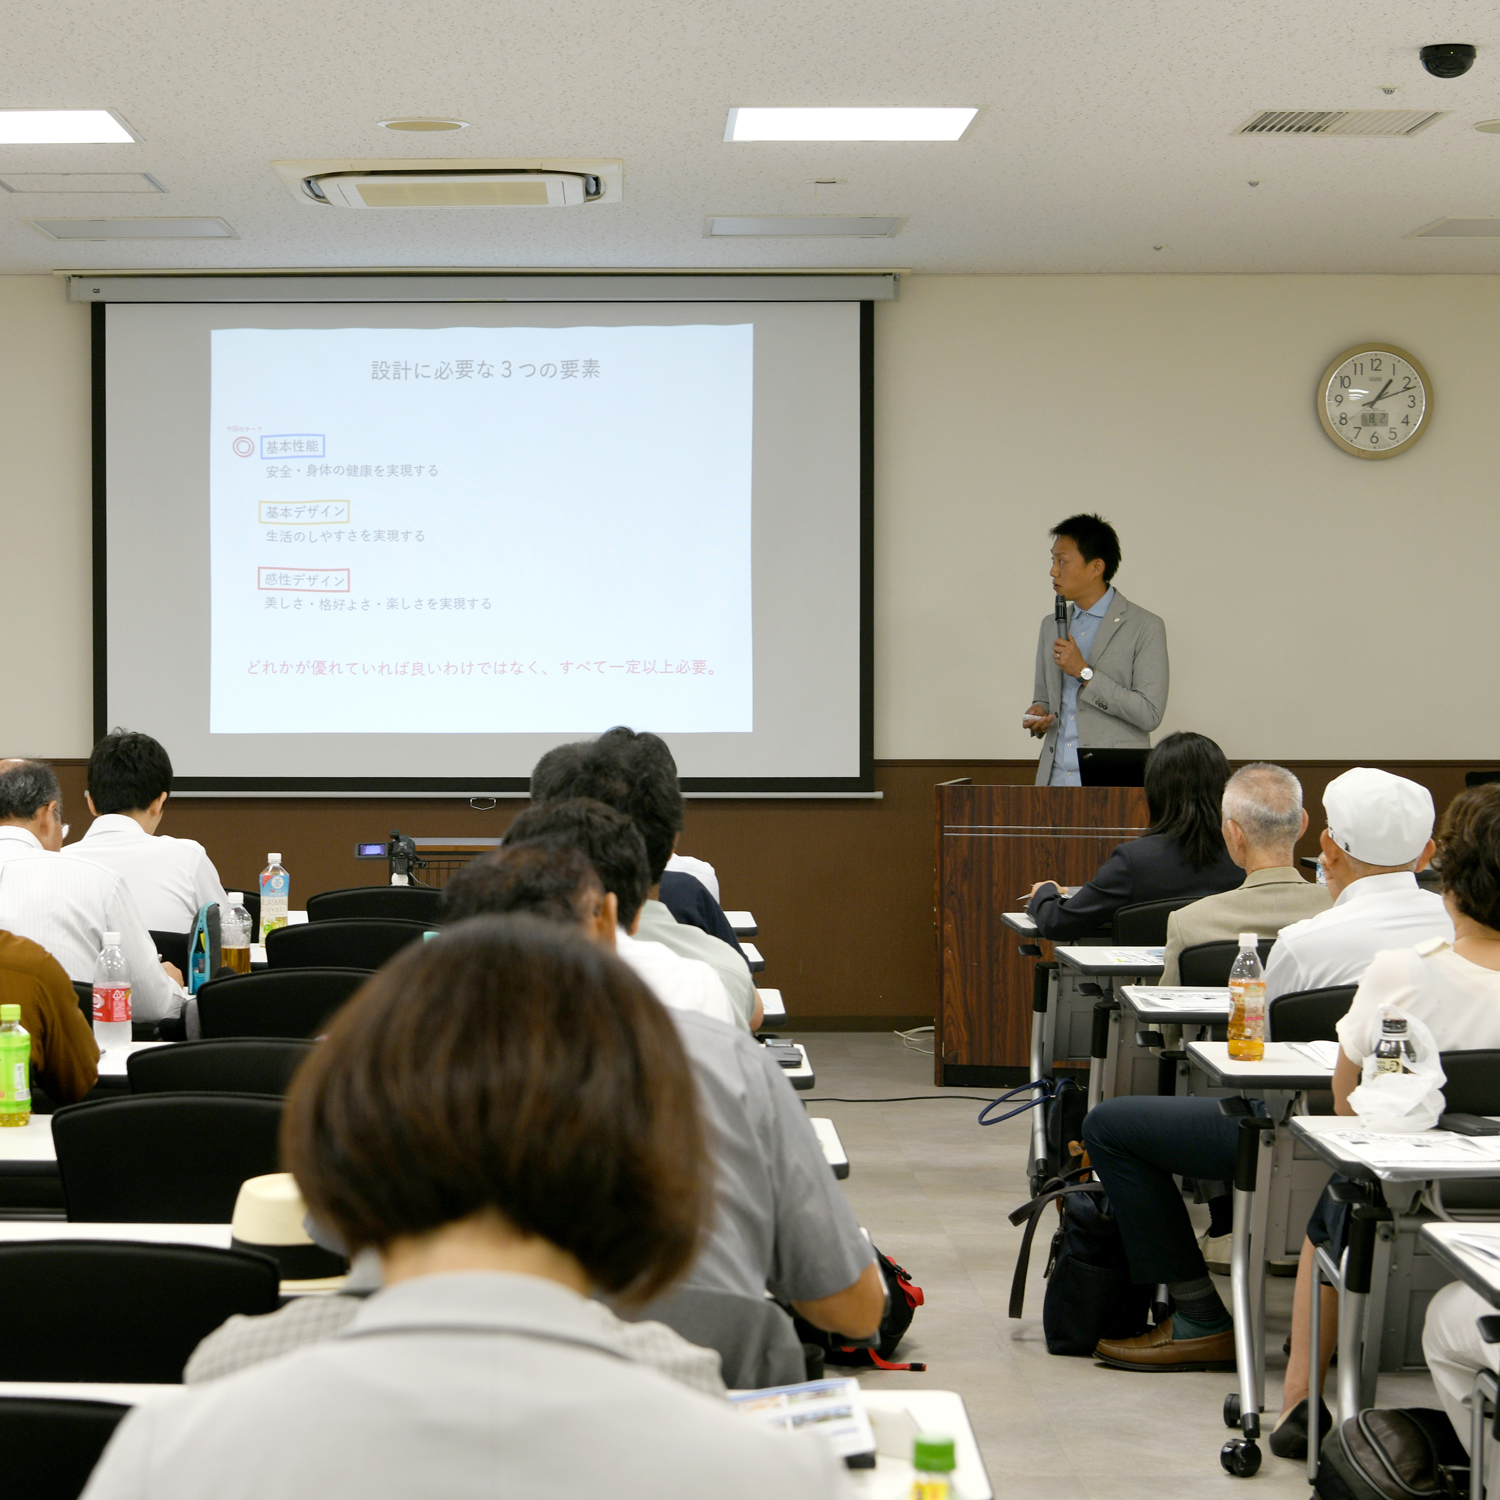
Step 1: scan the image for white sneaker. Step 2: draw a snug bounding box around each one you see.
[1199,1229,1232,1274]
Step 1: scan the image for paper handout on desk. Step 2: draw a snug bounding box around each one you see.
[1318,1127,1500,1175]
[1448,1230,1500,1265]
[730,1377,876,1467]
[1099,948,1166,966]
[1288,1041,1342,1069]
[1125,988,1231,1014]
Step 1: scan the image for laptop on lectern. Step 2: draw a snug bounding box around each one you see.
[1077,748,1149,787]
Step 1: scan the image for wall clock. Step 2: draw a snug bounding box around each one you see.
[1316,344,1431,459]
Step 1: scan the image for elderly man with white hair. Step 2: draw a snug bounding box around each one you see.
[1080,764,1452,1376]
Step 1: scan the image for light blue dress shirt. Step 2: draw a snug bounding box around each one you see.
[1048,586,1115,787]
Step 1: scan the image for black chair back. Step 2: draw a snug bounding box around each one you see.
[307,885,445,923]
[195,967,368,1039]
[1267,985,1358,1043]
[127,1039,315,1096]
[1176,937,1276,988]
[70,980,92,1026]
[1112,897,1200,947]
[265,919,433,971]
[148,930,190,975]
[0,1396,131,1500]
[630,1286,807,1388]
[53,1093,284,1222]
[1439,1050,1500,1115]
[0,1243,279,1383]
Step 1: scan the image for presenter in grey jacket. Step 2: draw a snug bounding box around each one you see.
[1023,513,1169,787]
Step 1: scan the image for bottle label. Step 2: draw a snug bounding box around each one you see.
[911,1482,951,1500]
[1373,1057,1404,1075]
[0,1050,30,1105]
[93,984,132,1023]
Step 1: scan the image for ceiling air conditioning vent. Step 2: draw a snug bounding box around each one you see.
[1236,109,1445,137]
[305,169,602,209]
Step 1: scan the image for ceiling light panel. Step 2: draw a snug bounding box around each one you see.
[0,173,163,193]
[705,215,903,236]
[30,217,234,240]
[0,109,136,144]
[724,107,976,142]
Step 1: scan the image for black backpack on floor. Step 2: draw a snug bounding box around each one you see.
[1316,1408,1470,1500]
[1008,1172,1152,1357]
[791,1249,926,1372]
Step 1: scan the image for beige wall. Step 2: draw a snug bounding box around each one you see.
[6,273,1499,762]
[874,275,1500,761]
[0,276,91,756]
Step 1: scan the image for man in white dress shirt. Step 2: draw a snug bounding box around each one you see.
[503,799,737,1028]
[0,760,187,1026]
[1264,767,1452,1001]
[62,731,226,934]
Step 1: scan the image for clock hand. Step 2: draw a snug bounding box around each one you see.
[1366,380,1413,408]
[1361,378,1393,409]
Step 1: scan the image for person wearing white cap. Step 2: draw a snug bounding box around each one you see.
[1262,767,1452,1003]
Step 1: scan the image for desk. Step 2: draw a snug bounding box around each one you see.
[1291,1116,1500,1183]
[1422,1223,1500,1308]
[782,1043,814,1092]
[1186,1040,1334,1094]
[809,1117,849,1179]
[757,989,786,1029]
[96,1041,170,1080]
[1108,987,1232,1098]
[1055,945,1165,977]
[0,1222,226,1248]
[725,911,758,938]
[742,943,766,974]
[1049,947,1165,1083]
[1001,911,1037,938]
[0,1116,55,1172]
[853,1390,992,1500]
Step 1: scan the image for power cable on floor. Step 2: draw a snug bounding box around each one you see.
[804,1095,1000,1104]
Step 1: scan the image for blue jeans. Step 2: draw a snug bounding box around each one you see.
[1081,1096,1243,1285]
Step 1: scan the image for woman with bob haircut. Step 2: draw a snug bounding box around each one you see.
[82,917,850,1500]
[1025,730,1244,940]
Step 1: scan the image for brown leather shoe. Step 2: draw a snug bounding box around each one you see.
[1094,1317,1236,1371]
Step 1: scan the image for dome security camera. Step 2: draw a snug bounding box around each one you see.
[1420,43,1477,78]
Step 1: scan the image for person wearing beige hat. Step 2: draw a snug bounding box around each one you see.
[1262,766,1452,1004]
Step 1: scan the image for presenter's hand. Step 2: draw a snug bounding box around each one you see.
[1051,635,1086,678]
[1023,703,1055,738]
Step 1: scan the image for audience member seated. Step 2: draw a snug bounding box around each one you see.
[501,799,738,1029]
[1271,783,1500,1458]
[62,729,226,933]
[667,848,720,902]
[1079,768,1452,1375]
[1263,766,1449,999]
[442,841,884,1343]
[1423,1280,1500,1494]
[530,736,760,1029]
[1158,762,1331,984]
[1024,731,1244,941]
[0,760,186,1027]
[0,929,98,1102]
[81,919,846,1499]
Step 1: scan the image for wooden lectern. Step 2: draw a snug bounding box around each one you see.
[933,782,1148,1086]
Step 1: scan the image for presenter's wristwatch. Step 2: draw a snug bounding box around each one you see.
[1078,666,1094,684]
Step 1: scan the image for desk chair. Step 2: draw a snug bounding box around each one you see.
[54,1093,284,1222]
[195,967,367,1039]
[149,929,190,975]
[307,885,445,923]
[630,1286,807,1389]
[265,918,434,971]
[0,1396,130,1500]
[0,1241,279,1383]
[1267,985,1358,1044]
[1113,897,1200,947]
[1178,937,1276,988]
[127,1038,315,1096]
[1303,1049,1500,1483]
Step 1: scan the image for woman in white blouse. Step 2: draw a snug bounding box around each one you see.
[1272,783,1500,1459]
[82,917,850,1500]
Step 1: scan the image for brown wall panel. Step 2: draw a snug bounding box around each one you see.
[46,757,1491,1028]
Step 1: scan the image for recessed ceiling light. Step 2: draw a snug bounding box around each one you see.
[724,107,976,142]
[378,118,468,132]
[29,217,234,240]
[0,110,136,144]
[1474,119,1500,133]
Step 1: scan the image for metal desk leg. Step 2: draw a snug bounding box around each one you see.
[1027,965,1051,1192]
[1221,1116,1266,1478]
[1086,998,1114,1110]
[1309,1247,1326,1485]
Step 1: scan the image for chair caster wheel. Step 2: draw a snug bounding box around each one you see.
[1220,1440,1261,1478]
[1223,1394,1241,1428]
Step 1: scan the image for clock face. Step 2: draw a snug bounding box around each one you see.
[1317,344,1431,460]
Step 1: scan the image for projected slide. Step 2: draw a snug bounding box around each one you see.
[208,324,753,735]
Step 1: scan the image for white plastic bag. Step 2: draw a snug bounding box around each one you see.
[1346,1010,1447,1133]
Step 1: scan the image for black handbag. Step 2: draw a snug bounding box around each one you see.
[1008,1173,1152,1357]
[1316,1408,1469,1500]
[792,1249,926,1371]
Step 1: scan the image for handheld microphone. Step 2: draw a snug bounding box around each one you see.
[1054,594,1069,640]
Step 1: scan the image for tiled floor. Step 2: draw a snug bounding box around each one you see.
[801,1032,1437,1498]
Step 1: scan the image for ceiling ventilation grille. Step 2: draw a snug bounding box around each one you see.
[1237,109,1445,137]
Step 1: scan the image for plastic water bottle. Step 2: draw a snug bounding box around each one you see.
[92,932,133,1051]
[220,893,253,974]
[910,1434,956,1499]
[1373,1015,1416,1076]
[0,1005,31,1128]
[260,854,290,937]
[1227,932,1265,1063]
